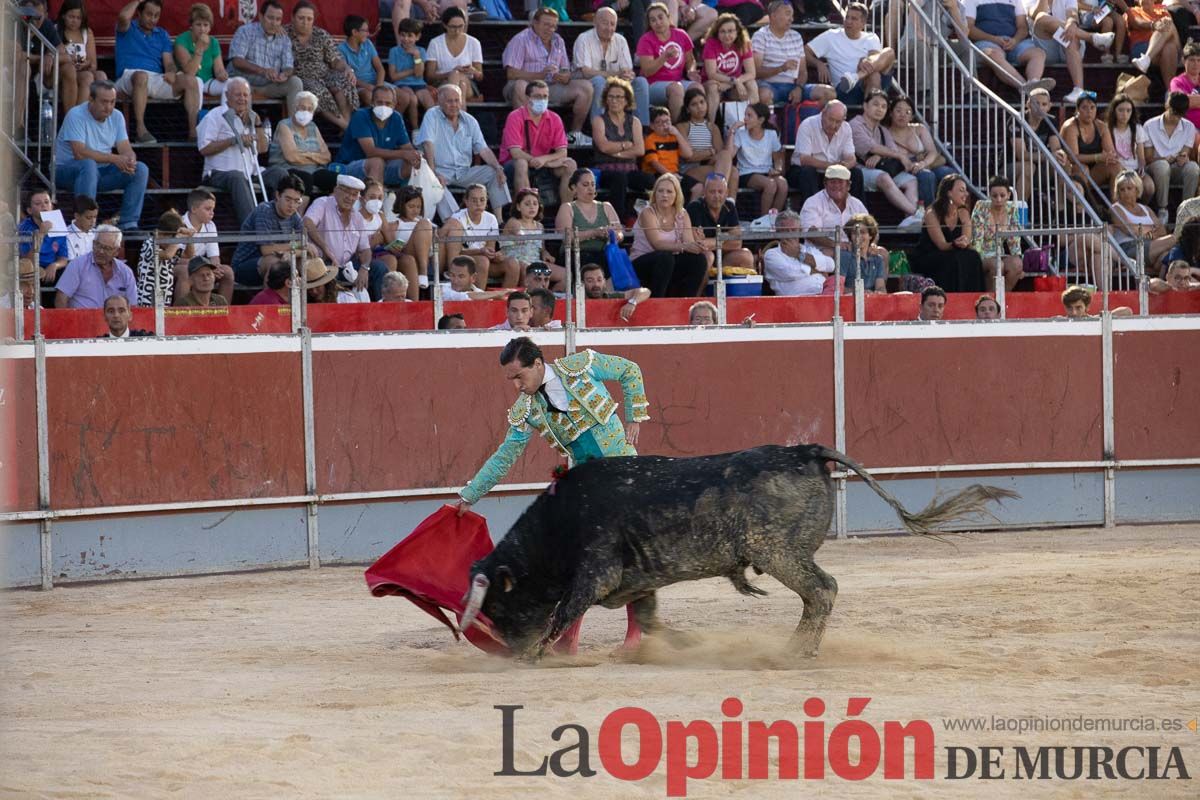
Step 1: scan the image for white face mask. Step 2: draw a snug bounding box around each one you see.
[364,198,384,215]
[373,105,394,121]
[293,110,313,126]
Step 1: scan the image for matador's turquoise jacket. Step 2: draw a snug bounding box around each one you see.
[459,350,650,505]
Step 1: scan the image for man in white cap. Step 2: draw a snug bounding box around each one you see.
[797,163,867,278]
[304,174,390,301]
[196,77,268,223]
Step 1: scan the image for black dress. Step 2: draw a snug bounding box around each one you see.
[910,214,985,292]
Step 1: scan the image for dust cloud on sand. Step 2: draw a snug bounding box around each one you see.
[1,524,1197,799]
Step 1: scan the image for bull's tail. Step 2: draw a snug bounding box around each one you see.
[816,446,1019,537]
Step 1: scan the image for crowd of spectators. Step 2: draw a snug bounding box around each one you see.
[13,0,1200,325]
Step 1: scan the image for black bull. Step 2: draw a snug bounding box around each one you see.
[459,444,1017,658]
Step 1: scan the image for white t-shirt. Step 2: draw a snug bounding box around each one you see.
[441,282,481,301]
[1021,0,1076,20]
[572,29,634,72]
[196,105,258,177]
[808,29,883,83]
[65,222,95,261]
[764,247,826,296]
[426,34,483,73]
[182,212,221,260]
[337,287,370,303]
[450,207,500,241]
[1144,114,1197,160]
[734,128,781,174]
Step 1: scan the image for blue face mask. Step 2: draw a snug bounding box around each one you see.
[530,98,549,115]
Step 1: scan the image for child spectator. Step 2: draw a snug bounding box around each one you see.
[728,102,788,214]
[501,188,563,289]
[359,179,399,276]
[388,186,435,301]
[643,106,695,197]
[340,15,384,107]
[65,195,98,262]
[180,188,234,304]
[18,190,68,286]
[136,210,194,308]
[388,18,435,131]
[1106,94,1155,202]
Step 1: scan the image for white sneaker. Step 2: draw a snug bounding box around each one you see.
[1064,86,1086,105]
[1092,31,1115,50]
[1133,53,1152,74]
[899,209,925,230]
[568,131,593,147]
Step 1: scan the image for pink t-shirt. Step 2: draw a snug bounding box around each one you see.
[636,29,694,84]
[701,38,750,82]
[499,106,568,164]
[1168,74,1200,129]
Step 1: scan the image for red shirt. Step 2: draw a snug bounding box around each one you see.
[249,287,289,305]
[499,106,568,165]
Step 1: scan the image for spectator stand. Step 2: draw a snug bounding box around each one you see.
[4,5,60,193]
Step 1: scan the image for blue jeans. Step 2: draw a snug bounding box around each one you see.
[590,74,651,125]
[55,159,149,230]
[916,165,958,205]
[366,258,389,301]
[343,158,408,186]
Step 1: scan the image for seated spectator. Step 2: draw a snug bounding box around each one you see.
[65,195,98,262]
[500,81,578,202]
[676,87,737,203]
[53,80,149,233]
[642,106,694,202]
[197,78,268,224]
[1105,94,1155,202]
[386,18,436,131]
[176,256,229,307]
[304,175,391,301]
[179,189,232,303]
[911,174,986,292]
[729,103,789,214]
[688,299,719,324]
[765,208,833,295]
[1149,258,1200,291]
[1012,86,1066,200]
[1168,39,1200,129]
[630,173,710,297]
[501,188,562,288]
[1,259,37,310]
[114,0,201,144]
[528,287,562,329]
[886,95,956,206]
[15,0,68,126]
[555,169,624,272]
[174,3,228,100]
[806,3,895,103]
[248,259,295,305]
[971,175,1026,291]
[798,163,868,276]
[1110,170,1176,275]
[287,1,359,130]
[340,14,384,107]
[575,7,650,124]
[1128,0,1179,86]
[264,91,332,197]
[752,0,835,106]
[1061,93,1122,194]
[637,3,702,121]
[227,0,303,109]
[966,0,1054,92]
[687,172,754,270]
[415,84,509,219]
[442,254,508,300]
[423,7,483,103]
[136,210,194,308]
[17,190,68,285]
[54,226,136,309]
[850,89,924,228]
[524,262,556,294]
[231,175,310,286]
[443,184,518,289]
[307,261,339,304]
[389,0,469,45]
[337,84,420,186]
[1077,0,1128,64]
[438,312,468,329]
[918,285,946,320]
[843,213,889,292]
[358,178,396,273]
[789,100,864,202]
[579,261,652,321]
[701,13,758,123]
[590,78,653,222]
[1026,0,1115,104]
[101,294,151,337]
[387,186,434,301]
[975,293,1002,319]
[491,291,533,330]
[379,270,410,302]
[1061,283,1133,317]
[57,0,107,111]
[502,8,594,146]
[1144,92,1199,224]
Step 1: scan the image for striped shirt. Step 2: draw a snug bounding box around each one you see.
[502,27,570,75]
[751,26,806,86]
[228,21,294,76]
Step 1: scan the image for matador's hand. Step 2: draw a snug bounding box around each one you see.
[624,422,640,446]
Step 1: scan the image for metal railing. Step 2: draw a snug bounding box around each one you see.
[2,0,58,197]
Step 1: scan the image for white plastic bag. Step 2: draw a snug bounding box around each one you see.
[410,157,446,220]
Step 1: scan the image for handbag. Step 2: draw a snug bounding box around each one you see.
[1022,247,1051,274]
[410,156,446,220]
[874,156,906,177]
[605,229,640,291]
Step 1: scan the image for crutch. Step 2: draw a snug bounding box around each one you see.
[227,107,269,205]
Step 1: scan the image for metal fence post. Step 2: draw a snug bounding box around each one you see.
[430,244,442,329]
[1101,308,1116,529]
[11,245,23,340]
[153,232,165,337]
[300,325,319,568]
[833,315,847,539]
[715,226,726,325]
[34,332,52,589]
[573,237,585,330]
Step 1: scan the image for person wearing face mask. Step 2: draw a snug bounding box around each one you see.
[264,89,332,198]
[336,84,421,187]
[499,80,578,204]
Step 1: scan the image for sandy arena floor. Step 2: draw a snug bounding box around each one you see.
[1,523,1197,799]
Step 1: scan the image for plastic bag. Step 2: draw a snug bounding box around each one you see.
[606,229,640,291]
[410,156,446,221]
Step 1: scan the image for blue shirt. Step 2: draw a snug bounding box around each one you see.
[387,44,428,88]
[115,22,172,76]
[338,39,380,83]
[55,251,137,309]
[18,216,68,269]
[338,108,411,164]
[56,103,130,165]
[414,107,486,172]
[232,201,305,272]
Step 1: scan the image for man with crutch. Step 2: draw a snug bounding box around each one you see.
[196,76,269,223]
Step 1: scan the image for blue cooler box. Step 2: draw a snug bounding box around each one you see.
[706,275,763,297]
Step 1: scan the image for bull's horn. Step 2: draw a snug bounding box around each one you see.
[458,574,490,634]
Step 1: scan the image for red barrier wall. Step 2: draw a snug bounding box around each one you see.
[1,357,40,513]
[1113,328,1200,460]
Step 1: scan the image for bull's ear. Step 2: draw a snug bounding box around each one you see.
[497,565,516,593]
